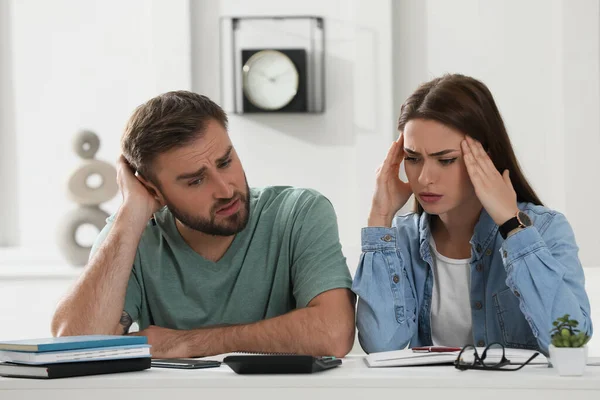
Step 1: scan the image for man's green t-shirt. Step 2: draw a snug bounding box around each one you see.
[91,186,352,330]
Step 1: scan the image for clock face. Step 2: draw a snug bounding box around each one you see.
[242,50,299,111]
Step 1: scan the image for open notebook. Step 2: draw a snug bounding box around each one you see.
[365,347,548,368]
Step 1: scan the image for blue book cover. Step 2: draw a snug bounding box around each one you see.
[0,335,148,353]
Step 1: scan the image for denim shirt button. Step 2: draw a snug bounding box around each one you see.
[392,274,400,284]
[477,340,485,347]
[514,290,521,298]
[503,250,508,258]
[476,263,483,272]
[476,244,482,253]
[485,249,492,256]
[474,301,482,310]
[382,234,393,242]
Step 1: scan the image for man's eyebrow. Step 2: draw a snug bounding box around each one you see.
[175,146,233,181]
[404,148,459,157]
[216,146,233,164]
[176,166,207,181]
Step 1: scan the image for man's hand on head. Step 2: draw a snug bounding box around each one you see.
[116,155,163,221]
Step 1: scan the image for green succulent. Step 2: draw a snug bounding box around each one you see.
[550,314,590,348]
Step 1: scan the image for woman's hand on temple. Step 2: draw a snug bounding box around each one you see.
[369,134,413,227]
[461,136,519,226]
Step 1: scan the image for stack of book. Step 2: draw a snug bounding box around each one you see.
[0,335,151,379]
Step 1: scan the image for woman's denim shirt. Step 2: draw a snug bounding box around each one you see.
[352,203,592,355]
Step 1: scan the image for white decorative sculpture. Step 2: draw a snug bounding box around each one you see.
[57,130,118,266]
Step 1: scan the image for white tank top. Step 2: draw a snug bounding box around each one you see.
[429,236,473,347]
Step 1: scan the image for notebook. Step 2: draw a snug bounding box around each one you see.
[366,347,547,367]
[0,335,148,353]
[0,357,151,379]
[0,344,151,365]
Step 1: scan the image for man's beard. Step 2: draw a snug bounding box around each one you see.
[166,181,251,236]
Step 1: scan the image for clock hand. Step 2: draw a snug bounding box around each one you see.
[273,74,297,85]
[257,70,271,81]
[271,68,293,81]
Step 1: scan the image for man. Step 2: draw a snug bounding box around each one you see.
[51,91,355,358]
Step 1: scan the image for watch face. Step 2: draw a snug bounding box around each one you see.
[242,50,299,111]
[517,211,532,227]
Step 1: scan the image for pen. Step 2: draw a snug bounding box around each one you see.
[412,346,462,353]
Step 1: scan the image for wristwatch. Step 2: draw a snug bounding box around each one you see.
[499,211,532,239]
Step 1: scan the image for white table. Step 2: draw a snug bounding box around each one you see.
[1,356,599,400]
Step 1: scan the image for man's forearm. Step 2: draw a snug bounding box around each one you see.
[183,291,355,358]
[51,206,147,336]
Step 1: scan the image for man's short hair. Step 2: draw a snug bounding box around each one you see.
[121,91,228,183]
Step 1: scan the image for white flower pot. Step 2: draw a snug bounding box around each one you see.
[549,344,588,376]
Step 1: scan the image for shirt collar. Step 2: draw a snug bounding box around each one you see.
[418,207,499,262]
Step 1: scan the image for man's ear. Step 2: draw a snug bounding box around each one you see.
[134,172,166,207]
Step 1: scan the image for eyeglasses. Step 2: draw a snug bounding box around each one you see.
[454,342,540,371]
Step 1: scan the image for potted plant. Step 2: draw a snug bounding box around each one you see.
[549,314,590,376]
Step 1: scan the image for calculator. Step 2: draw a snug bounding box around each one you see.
[223,355,342,374]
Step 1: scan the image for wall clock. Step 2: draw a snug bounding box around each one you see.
[220,16,324,114]
[242,49,307,112]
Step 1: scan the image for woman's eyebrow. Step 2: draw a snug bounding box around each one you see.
[404,148,459,156]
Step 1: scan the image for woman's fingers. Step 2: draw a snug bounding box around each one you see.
[462,140,485,188]
[502,169,516,193]
[394,134,405,168]
[396,132,404,148]
[465,136,497,177]
[381,141,398,173]
[381,138,403,178]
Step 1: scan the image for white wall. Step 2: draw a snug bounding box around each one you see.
[7,0,192,260]
[0,278,71,341]
[562,0,600,269]
[0,0,18,246]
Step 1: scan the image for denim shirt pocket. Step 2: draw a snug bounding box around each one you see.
[493,287,539,350]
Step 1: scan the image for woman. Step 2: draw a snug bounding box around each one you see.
[353,74,592,355]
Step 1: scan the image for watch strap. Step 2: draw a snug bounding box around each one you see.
[499,216,521,239]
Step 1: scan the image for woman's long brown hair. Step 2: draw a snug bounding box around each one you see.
[397,74,543,214]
